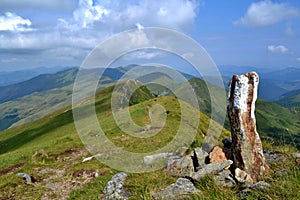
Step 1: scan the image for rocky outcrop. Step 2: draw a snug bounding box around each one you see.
[102,172,130,200]
[209,146,228,163]
[166,156,194,177]
[192,160,233,181]
[153,178,201,200]
[227,72,268,182]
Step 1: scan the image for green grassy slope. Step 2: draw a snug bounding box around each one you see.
[0,67,127,131]
[275,89,300,108]
[0,68,78,104]
[0,81,230,199]
[173,77,300,149]
[0,81,299,199]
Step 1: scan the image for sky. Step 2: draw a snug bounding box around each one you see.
[0,0,300,71]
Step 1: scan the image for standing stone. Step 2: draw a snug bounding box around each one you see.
[227,72,268,182]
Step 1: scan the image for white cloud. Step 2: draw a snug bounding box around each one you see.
[0,0,200,69]
[267,45,289,54]
[67,0,198,31]
[123,50,161,60]
[234,0,300,28]
[0,12,33,32]
[297,58,300,61]
[73,0,110,28]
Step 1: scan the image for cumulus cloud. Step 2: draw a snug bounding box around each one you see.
[67,0,198,31]
[234,0,300,28]
[0,0,200,68]
[267,45,289,54]
[73,0,110,28]
[0,12,33,32]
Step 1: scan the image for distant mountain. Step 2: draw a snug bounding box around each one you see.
[0,68,78,104]
[258,79,289,101]
[260,67,300,82]
[173,77,300,149]
[0,67,127,131]
[0,66,72,87]
[275,89,300,108]
[218,66,300,101]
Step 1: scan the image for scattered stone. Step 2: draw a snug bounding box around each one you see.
[44,183,55,190]
[246,181,270,190]
[213,169,236,187]
[192,160,233,181]
[263,149,286,164]
[222,138,232,148]
[227,72,269,182]
[144,153,173,165]
[238,181,271,197]
[153,178,201,200]
[274,169,289,177]
[102,172,130,200]
[234,168,253,184]
[16,173,35,184]
[82,155,95,163]
[191,148,208,167]
[166,156,194,177]
[209,146,228,163]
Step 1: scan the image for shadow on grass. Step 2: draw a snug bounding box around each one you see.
[0,110,74,155]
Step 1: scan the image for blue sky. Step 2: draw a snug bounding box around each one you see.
[0,0,300,71]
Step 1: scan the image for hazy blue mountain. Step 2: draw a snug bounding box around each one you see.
[275,89,300,108]
[0,66,72,87]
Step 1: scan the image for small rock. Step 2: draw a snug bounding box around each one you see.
[209,146,228,163]
[246,181,270,190]
[16,173,34,184]
[238,181,270,197]
[235,168,253,184]
[102,172,130,200]
[144,153,172,165]
[193,148,208,166]
[192,160,233,181]
[263,149,286,164]
[274,169,289,177]
[153,178,201,200]
[213,169,236,187]
[44,183,55,190]
[82,155,95,163]
[166,156,194,177]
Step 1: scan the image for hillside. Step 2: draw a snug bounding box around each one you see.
[0,80,299,199]
[275,89,300,108]
[0,67,127,131]
[0,81,232,199]
[0,68,78,104]
[173,77,300,149]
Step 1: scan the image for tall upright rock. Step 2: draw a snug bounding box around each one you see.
[227,72,268,182]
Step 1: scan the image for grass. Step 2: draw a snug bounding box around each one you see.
[0,81,299,199]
